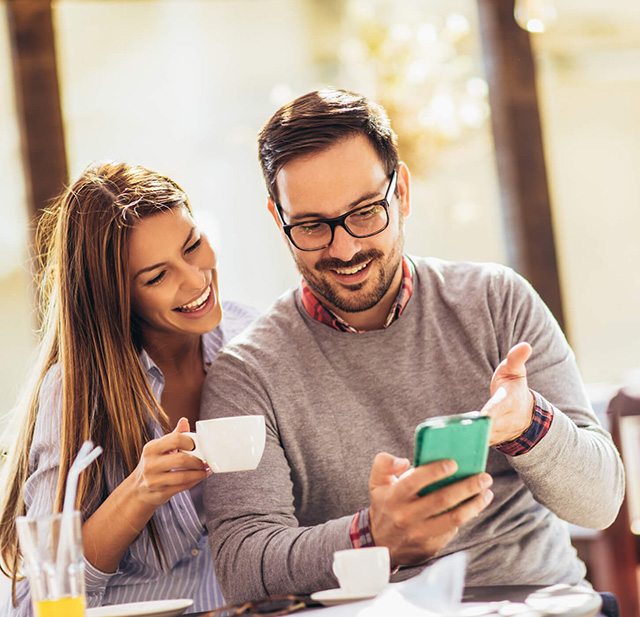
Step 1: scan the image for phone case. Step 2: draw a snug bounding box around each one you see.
[413,411,492,497]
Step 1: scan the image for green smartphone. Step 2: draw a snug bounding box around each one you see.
[413,411,492,497]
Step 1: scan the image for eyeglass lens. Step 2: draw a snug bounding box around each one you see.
[290,202,388,250]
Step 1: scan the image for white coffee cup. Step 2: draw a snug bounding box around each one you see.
[182,415,266,473]
[332,546,390,596]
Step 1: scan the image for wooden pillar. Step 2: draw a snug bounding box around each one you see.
[476,0,566,333]
[7,0,68,226]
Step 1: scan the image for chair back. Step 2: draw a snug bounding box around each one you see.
[605,387,640,617]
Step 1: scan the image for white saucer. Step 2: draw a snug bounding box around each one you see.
[525,584,602,617]
[311,588,379,607]
[86,598,193,617]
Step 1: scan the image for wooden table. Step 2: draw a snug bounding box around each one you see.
[191,584,606,617]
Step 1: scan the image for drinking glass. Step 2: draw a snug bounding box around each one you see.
[16,511,85,617]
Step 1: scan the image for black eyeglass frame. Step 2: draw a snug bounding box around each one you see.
[274,169,398,252]
[201,593,314,616]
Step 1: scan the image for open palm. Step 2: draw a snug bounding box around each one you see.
[482,342,535,446]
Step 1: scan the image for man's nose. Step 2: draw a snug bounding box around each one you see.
[326,224,361,262]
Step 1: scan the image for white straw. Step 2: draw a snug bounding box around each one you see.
[56,440,103,596]
[62,440,103,515]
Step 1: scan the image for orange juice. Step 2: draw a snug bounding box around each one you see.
[36,596,85,617]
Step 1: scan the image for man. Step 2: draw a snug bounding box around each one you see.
[202,89,624,603]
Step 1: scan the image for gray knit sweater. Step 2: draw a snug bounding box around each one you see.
[202,257,624,603]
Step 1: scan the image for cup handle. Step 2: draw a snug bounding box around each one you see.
[180,432,205,462]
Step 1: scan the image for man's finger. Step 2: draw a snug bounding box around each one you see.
[502,342,532,375]
[428,489,494,535]
[370,452,411,489]
[489,342,532,395]
[395,460,459,500]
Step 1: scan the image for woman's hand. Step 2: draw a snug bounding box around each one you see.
[131,417,210,508]
[83,417,210,572]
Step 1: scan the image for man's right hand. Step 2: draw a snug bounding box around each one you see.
[368,452,494,568]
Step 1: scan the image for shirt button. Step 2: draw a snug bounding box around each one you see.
[191,549,198,556]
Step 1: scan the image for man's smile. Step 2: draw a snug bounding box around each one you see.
[330,259,372,276]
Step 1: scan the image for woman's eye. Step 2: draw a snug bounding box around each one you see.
[185,238,202,253]
[145,271,166,286]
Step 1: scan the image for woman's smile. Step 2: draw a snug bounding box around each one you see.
[128,206,223,338]
[174,284,216,318]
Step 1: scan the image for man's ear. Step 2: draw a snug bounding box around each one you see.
[396,161,411,219]
[267,198,289,245]
[267,197,282,229]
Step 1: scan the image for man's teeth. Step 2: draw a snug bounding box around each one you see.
[333,262,369,275]
[178,287,211,312]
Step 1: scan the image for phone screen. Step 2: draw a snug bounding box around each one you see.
[413,412,492,497]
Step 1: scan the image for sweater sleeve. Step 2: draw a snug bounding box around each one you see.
[201,351,354,604]
[490,267,624,529]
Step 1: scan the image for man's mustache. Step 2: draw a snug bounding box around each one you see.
[314,249,383,272]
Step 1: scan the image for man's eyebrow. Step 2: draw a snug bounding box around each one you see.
[288,190,382,223]
[133,227,195,280]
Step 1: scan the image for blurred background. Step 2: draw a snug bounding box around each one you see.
[2,0,640,421]
[0,0,639,607]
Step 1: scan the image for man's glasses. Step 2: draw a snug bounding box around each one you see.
[274,170,398,252]
[201,594,315,617]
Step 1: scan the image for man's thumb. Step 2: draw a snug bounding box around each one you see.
[370,452,411,488]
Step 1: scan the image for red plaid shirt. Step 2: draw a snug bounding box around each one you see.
[494,390,553,456]
[301,255,414,333]
[299,255,553,551]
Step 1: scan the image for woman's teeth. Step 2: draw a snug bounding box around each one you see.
[176,287,211,312]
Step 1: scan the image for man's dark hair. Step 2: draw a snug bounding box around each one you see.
[258,88,399,202]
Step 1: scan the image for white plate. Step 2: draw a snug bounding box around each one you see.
[311,588,379,607]
[86,598,193,617]
[525,585,602,617]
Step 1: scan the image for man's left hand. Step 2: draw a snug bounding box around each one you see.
[482,342,535,446]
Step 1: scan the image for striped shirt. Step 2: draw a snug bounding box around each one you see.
[5,301,257,616]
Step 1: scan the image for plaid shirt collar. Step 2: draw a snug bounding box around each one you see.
[301,255,414,333]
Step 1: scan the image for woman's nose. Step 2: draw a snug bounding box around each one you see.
[181,263,206,290]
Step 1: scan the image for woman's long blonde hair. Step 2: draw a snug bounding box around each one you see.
[0,162,192,593]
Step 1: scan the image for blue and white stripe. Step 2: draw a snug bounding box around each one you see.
[4,301,258,616]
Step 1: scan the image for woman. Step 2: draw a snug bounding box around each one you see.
[0,162,257,614]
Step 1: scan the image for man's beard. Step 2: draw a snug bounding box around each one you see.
[292,224,404,314]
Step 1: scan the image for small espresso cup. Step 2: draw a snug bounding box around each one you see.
[332,546,390,596]
[182,415,266,473]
